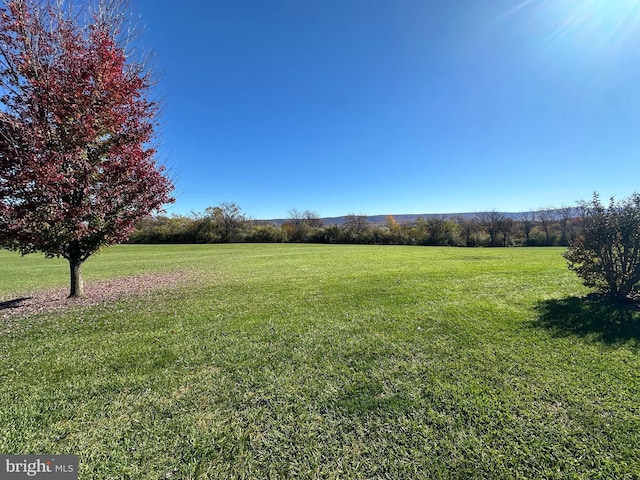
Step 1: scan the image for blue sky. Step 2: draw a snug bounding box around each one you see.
[135,0,640,219]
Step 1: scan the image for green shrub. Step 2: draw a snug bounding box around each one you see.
[564,193,640,301]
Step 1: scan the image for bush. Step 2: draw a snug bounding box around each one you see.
[246,224,286,243]
[564,193,640,301]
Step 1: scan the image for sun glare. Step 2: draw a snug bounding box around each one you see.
[504,0,640,63]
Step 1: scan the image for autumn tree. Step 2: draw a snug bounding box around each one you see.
[476,210,506,247]
[499,217,513,247]
[428,217,459,246]
[564,193,640,301]
[0,0,174,297]
[519,212,536,246]
[287,208,322,228]
[287,208,322,241]
[537,207,558,246]
[456,216,479,247]
[384,215,408,244]
[558,206,577,246]
[342,213,369,235]
[385,215,400,232]
[204,202,247,242]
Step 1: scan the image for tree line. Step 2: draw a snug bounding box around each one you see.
[128,203,582,247]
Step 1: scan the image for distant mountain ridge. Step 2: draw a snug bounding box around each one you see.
[261,210,549,226]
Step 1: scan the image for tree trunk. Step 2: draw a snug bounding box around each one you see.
[616,276,640,302]
[68,244,84,298]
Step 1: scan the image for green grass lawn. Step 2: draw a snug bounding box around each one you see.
[1,244,639,479]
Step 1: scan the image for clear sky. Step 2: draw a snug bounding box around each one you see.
[134,0,640,219]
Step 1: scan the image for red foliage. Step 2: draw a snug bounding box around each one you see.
[0,0,174,266]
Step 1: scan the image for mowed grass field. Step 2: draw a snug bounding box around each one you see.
[1,244,639,479]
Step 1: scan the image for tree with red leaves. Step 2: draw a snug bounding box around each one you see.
[0,0,174,297]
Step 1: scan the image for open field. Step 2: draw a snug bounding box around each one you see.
[1,244,639,479]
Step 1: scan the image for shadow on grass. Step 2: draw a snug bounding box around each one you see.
[0,297,31,310]
[533,294,640,346]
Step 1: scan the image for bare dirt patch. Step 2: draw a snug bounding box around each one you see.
[0,271,191,321]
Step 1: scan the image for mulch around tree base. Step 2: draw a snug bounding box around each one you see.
[0,271,191,321]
